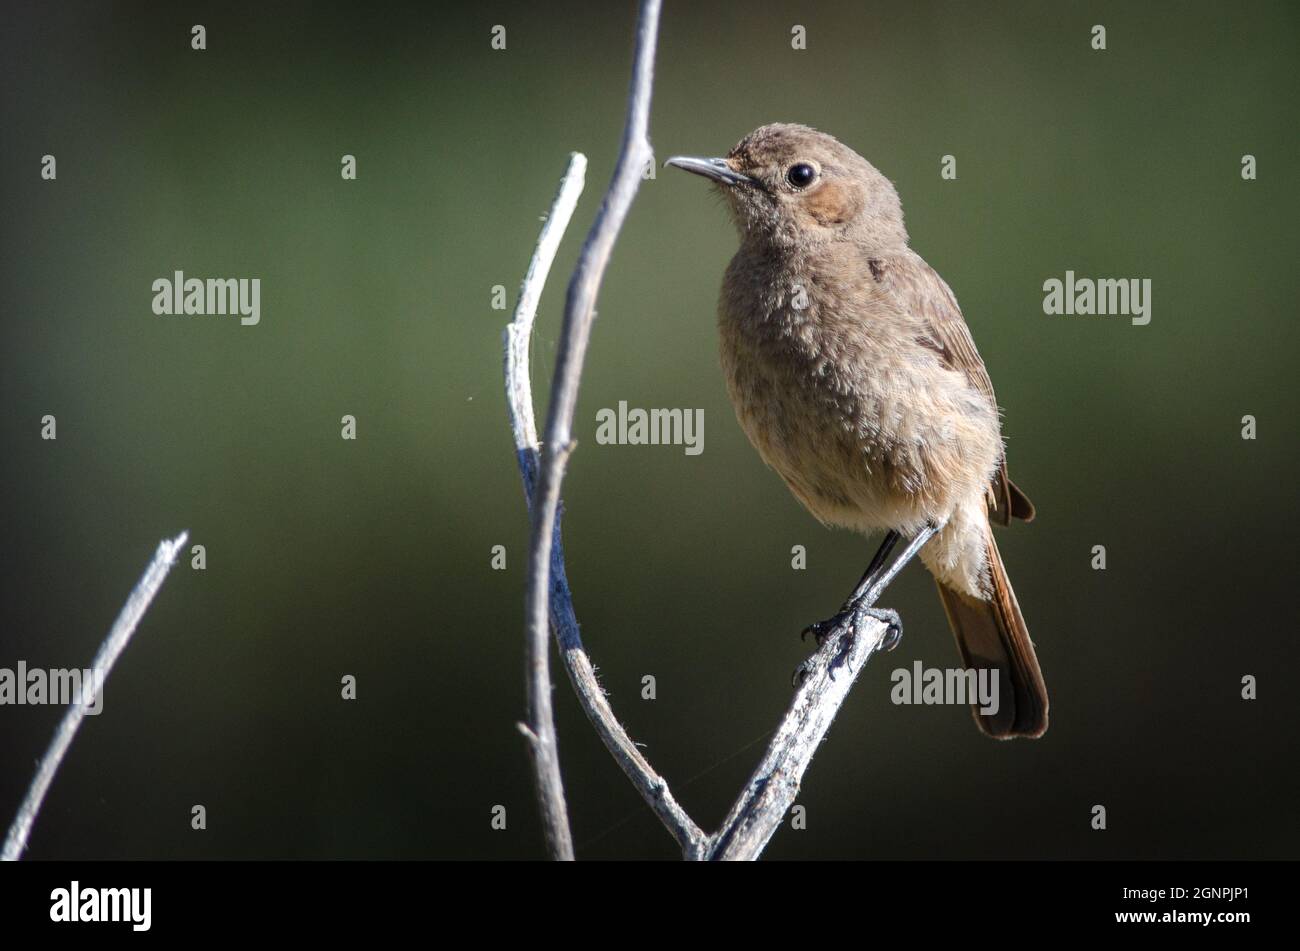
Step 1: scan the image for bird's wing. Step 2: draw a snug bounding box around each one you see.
[871,250,1035,525]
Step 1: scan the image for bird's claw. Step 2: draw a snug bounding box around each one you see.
[860,607,903,653]
[801,604,902,649]
[792,605,904,688]
[800,608,854,647]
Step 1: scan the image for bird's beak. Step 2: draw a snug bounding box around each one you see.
[664,155,751,186]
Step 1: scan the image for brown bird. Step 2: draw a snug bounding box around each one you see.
[667,123,1047,738]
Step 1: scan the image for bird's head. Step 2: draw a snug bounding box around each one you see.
[666,123,908,252]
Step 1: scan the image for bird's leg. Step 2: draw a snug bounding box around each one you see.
[846,530,901,608]
[846,522,939,640]
[794,523,940,684]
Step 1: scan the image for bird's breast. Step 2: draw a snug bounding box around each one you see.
[716,252,997,532]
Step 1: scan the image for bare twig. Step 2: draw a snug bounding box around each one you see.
[506,152,587,861]
[521,0,671,859]
[510,0,710,859]
[706,616,891,860]
[506,149,705,854]
[504,0,896,862]
[526,0,662,695]
[2,531,188,861]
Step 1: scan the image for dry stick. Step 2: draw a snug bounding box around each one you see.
[505,153,704,858]
[517,0,708,860]
[508,0,894,861]
[706,618,891,860]
[506,153,587,861]
[2,531,189,861]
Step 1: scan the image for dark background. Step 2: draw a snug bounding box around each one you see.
[1,0,1296,860]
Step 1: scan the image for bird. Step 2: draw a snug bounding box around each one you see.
[666,123,1048,738]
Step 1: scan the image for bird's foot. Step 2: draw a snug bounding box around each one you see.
[792,604,904,686]
[801,602,902,649]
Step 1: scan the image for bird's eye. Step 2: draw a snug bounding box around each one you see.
[786,163,817,188]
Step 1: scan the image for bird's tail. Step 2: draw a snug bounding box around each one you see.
[934,532,1048,738]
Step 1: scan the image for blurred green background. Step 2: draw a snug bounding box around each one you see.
[2,0,1296,860]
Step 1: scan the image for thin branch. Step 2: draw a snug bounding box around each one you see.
[2,531,188,861]
[506,147,705,852]
[521,0,667,858]
[511,0,709,859]
[506,152,588,862]
[706,616,891,860]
